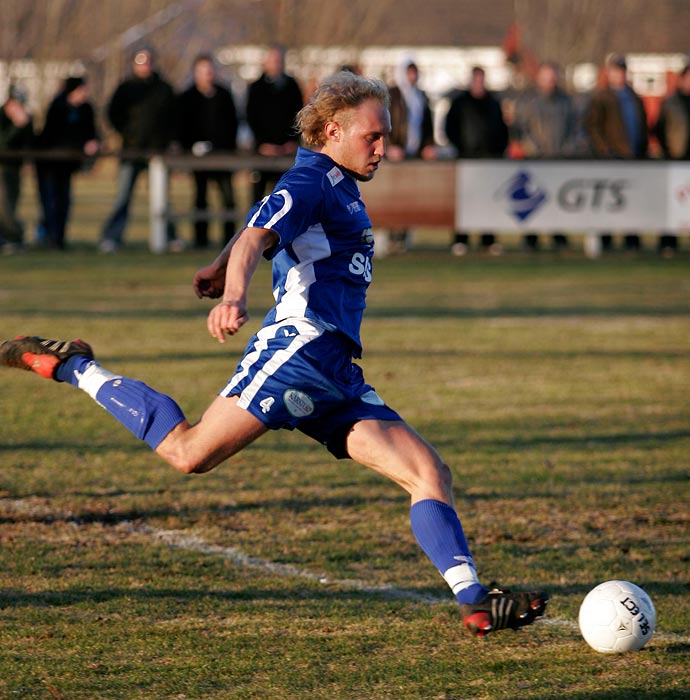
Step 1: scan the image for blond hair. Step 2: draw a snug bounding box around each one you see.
[296,71,390,147]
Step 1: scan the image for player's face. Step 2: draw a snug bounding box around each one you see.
[324,99,391,182]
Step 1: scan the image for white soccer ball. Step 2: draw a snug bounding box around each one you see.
[578,580,656,653]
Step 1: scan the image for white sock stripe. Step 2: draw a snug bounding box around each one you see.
[77,362,121,400]
[442,562,480,595]
[451,579,480,595]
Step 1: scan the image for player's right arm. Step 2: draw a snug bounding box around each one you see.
[206,227,278,343]
[193,227,251,299]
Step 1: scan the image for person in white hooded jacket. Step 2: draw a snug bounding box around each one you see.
[385,59,437,252]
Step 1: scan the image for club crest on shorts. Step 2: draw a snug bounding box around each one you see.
[283,389,315,417]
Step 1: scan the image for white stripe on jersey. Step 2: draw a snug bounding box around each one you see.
[247,189,293,230]
[220,319,324,405]
[274,224,331,321]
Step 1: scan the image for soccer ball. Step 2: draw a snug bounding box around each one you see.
[578,580,656,653]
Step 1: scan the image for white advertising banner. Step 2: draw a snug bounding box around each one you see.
[667,163,690,230]
[456,160,690,232]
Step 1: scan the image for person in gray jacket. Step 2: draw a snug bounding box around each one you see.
[513,62,584,250]
[514,63,582,158]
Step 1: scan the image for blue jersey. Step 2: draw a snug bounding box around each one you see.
[245,147,374,356]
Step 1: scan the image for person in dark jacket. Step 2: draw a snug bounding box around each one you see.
[246,44,303,203]
[178,54,238,249]
[584,53,648,251]
[445,67,508,158]
[99,48,177,252]
[653,64,690,255]
[444,66,508,254]
[36,76,99,249]
[0,85,34,251]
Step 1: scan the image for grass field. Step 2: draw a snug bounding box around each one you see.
[1,245,689,699]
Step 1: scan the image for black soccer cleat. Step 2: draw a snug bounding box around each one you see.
[460,588,550,637]
[0,335,94,380]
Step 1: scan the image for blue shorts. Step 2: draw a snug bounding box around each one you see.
[220,318,401,458]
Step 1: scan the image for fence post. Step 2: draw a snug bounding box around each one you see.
[583,232,602,258]
[149,156,168,253]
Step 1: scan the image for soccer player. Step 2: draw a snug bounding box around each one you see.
[1,71,548,637]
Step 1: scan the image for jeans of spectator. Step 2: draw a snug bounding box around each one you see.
[37,164,72,249]
[0,166,23,244]
[193,171,235,248]
[101,160,145,245]
[101,160,176,246]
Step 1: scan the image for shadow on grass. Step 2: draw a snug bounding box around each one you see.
[0,581,444,610]
[89,348,690,364]
[0,490,409,527]
[537,580,690,599]
[3,304,690,322]
[531,691,690,700]
[429,428,690,458]
[0,437,319,455]
[472,429,690,451]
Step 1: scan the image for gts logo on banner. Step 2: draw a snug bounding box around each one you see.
[349,252,372,282]
[558,179,628,211]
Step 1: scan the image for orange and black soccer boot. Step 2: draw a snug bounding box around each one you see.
[0,336,93,380]
[460,588,550,637]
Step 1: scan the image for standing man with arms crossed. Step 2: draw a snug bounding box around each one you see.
[246,44,304,203]
[1,71,548,638]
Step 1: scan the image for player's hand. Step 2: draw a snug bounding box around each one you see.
[207,300,249,342]
[193,263,226,299]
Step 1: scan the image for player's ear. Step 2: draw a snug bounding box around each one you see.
[324,121,340,142]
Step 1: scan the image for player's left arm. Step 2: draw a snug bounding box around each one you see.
[206,227,278,343]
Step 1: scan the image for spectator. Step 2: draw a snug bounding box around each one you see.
[246,44,303,203]
[36,76,99,250]
[444,66,508,255]
[513,62,583,251]
[0,85,34,252]
[99,47,178,253]
[388,60,436,162]
[178,54,239,249]
[584,53,648,251]
[386,59,437,252]
[653,64,690,256]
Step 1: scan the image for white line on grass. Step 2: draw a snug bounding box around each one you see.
[122,522,447,604]
[124,522,690,645]
[2,499,687,645]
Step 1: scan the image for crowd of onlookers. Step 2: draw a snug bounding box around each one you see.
[1,45,689,255]
[0,44,302,254]
[389,52,689,256]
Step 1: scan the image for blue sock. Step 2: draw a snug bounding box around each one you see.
[55,355,93,385]
[56,356,185,450]
[410,499,488,605]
